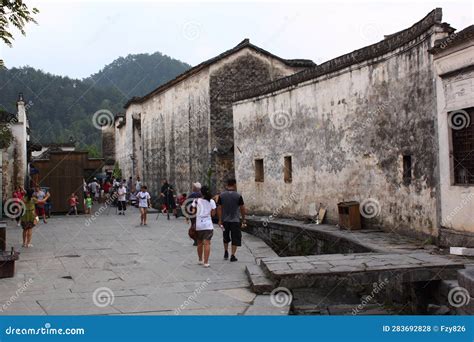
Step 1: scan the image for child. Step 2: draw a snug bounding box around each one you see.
[67,193,78,215]
[85,193,93,216]
[117,183,127,215]
[137,185,151,226]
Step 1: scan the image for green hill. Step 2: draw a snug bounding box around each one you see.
[0,52,191,154]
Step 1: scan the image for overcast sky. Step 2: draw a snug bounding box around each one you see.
[1,0,472,79]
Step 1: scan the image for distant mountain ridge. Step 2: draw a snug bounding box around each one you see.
[86,52,191,99]
[0,52,191,155]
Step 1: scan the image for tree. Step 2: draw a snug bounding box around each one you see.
[0,0,39,67]
[112,162,122,180]
[0,123,13,149]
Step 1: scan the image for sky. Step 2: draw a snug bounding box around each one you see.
[1,0,473,79]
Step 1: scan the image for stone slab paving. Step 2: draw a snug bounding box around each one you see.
[261,252,465,289]
[0,206,276,315]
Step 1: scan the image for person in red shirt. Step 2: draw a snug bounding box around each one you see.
[103,180,112,201]
[12,186,26,226]
[67,193,79,216]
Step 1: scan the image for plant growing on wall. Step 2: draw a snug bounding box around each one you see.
[0,123,13,149]
[112,161,122,180]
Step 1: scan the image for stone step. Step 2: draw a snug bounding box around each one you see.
[260,252,465,289]
[457,267,474,296]
[245,265,275,294]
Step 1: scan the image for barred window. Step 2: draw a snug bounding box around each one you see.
[450,107,474,185]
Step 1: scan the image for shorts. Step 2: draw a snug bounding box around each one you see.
[196,229,213,241]
[118,201,127,211]
[223,222,242,246]
[21,222,35,230]
[36,207,45,216]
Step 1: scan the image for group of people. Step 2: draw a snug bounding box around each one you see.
[10,175,246,261]
[189,178,246,268]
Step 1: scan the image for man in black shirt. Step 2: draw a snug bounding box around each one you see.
[160,179,176,219]
[217,179,246,262]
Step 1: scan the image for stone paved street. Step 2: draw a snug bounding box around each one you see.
[0,206,277,315]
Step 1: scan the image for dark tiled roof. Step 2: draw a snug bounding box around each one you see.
[123,39,315,109]
[429,25,474,54]
[232,8,450,103]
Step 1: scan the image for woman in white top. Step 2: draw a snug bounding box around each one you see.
[192,186,216,267]
[137,185,151,226]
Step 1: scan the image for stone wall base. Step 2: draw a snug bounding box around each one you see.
[438,227,474,247]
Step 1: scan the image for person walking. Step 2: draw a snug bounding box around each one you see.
[66,193,79,215]
[33,186,47,224]
[137,185,151,226]
[20,188,49,248]
[135,176,142,193]
[217,179,246,262]
[88,178,99,202]
[13,186,26,226]
[192,186,216,268]
[117,182,127,215]
[187,182,202,246]
[85,193,93,216]
[160,179,176,219]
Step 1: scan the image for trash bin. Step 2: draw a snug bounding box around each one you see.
[337,201,361,230]
[0,248,19,278]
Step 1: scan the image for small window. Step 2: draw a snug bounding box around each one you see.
[450,108,474,185]
[255,159,264,182]
[284,156,292,183]
[403,155,412,186]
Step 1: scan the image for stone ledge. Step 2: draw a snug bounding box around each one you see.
[244,295,290,316]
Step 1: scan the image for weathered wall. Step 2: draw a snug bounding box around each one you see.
[233,18,450,238]
[118,47,306,198]
[3,100,28,201]
[101,125,115,170]
[209,49,300,191]
[115,103,141,179]
[433,36,474,245]
[141,69,211,197]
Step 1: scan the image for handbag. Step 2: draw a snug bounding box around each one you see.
[188,223,197,240]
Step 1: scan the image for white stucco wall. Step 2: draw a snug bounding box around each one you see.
[434,40,474,233]
[233,27,447,238]
[115,46,308,196]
